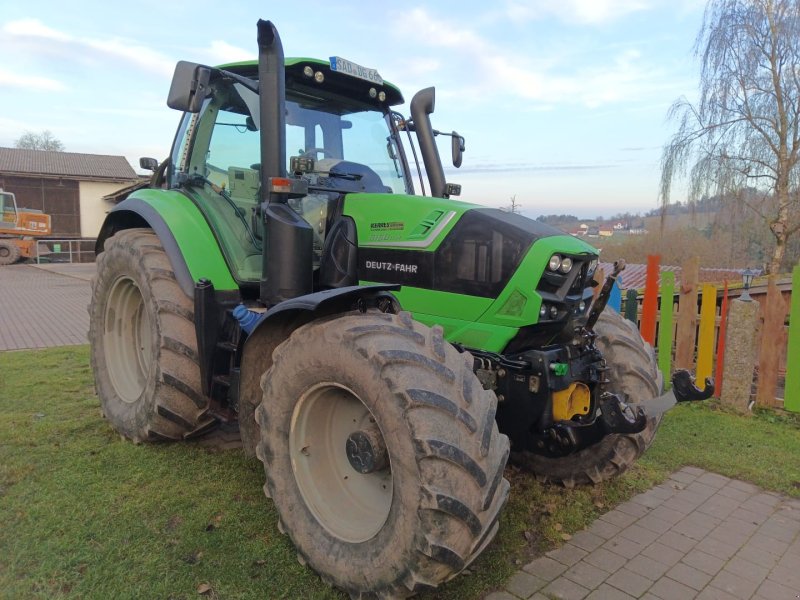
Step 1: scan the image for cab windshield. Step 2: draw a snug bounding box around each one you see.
[172,77,410,195]
[169,75,411,283]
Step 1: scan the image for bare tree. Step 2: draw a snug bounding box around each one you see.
[14,130,65,152]
[502,194,521,214]
[660,0,800,273]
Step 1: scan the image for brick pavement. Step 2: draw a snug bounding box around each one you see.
[487,467,800,600]
[0,264,92,350]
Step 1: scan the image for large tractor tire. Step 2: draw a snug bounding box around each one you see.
[256,312,510,598]
[512,309,663,488]
[0,240,21,265]
[89,228,213,442]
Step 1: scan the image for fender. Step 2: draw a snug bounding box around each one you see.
[95,190,238,297]
[237,284,399,456]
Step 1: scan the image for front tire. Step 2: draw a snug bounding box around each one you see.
[512,309,663,487]
[89,228,213,442]
[0,240,21,265]
[256,312,510,598]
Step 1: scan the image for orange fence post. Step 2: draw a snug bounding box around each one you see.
[640,255,660,345]
[756,276,787,407]
[714,282,729,398]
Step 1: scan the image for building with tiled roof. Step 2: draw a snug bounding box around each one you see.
[599,262,744,291]
[0,147,137,238]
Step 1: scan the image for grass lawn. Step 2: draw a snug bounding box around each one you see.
[1,347,798,599]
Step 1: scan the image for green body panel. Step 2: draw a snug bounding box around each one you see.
[349,190,598,352]
[126,188,239,291]
[343,193,478,250]
[479,234,597,330]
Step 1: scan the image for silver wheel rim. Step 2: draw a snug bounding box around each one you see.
[290,382,393,543]
[103,276,153,403]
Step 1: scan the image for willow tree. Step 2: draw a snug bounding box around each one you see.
[660,0,800,273]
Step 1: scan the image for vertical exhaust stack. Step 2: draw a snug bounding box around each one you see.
[256,19,286,190]
[410,87,447,198]
[257,19,313,306]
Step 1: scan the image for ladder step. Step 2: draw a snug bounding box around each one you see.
[212,374,231,388]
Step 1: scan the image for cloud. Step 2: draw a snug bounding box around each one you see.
[0,66,66,91]
[504,0,652,25]
[2,18,174,77]
[4,18,70,41]
[449,160,617,175]
[394,9,670,109]
[205,40,252,64]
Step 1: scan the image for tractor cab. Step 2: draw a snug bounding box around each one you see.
[162,59,413,284]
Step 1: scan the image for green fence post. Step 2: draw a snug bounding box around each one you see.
[658,271,674,383]
[784,265,800,412]
[624,289,638,324]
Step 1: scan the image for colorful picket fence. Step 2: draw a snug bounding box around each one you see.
[613,256,798,412]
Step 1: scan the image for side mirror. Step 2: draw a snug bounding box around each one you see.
[167,61,212,113]
[451,132,465,168]
[139,157,158,172]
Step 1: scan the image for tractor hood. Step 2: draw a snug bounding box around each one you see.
[343,192,595,255]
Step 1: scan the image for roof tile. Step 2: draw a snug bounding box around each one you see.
[0,147,136,181]
[599,262,743,290]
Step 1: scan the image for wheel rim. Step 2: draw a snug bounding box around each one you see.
[0,246,9,258]
[290,382,393,543]
[103,276,153,403]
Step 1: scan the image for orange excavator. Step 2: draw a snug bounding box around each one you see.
[0,189,52,265]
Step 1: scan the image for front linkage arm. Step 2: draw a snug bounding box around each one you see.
[531,261,716,458]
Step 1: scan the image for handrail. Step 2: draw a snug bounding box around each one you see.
[34,238,96,264]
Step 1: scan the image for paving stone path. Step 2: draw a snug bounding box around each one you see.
[487,467,800,600]
[0,264,92,350]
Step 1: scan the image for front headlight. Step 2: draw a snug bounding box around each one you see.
[548,254,562,271]
[560,257,573,273]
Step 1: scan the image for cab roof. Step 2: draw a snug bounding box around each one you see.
[216,58,404,107]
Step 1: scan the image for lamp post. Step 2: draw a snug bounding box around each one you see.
[740,268,756,301]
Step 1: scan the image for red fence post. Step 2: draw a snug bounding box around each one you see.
[640,255,661,345]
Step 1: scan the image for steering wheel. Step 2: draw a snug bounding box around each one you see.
[302,147,335,159]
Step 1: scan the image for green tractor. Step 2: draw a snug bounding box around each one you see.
[89,19,708,599]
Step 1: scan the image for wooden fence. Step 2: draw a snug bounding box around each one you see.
[600,256,799,412]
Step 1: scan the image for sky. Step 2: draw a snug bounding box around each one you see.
[0,0,706,219]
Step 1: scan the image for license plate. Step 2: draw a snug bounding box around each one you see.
[329,56,383,85]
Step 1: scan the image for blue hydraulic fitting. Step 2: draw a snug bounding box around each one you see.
[232,304,265,335]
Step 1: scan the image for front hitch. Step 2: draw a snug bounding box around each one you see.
[637,369,715,418]
[531,370,713,458]
[672,369,715,402]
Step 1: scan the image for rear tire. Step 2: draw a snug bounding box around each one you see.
[256,312,510,598]
[0,240,21,265]
[89,228,213,442]
[512,309,663,487]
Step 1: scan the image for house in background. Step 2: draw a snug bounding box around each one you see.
[0,147,137,238]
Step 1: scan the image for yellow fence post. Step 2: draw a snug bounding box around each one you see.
[695,284,717,391]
